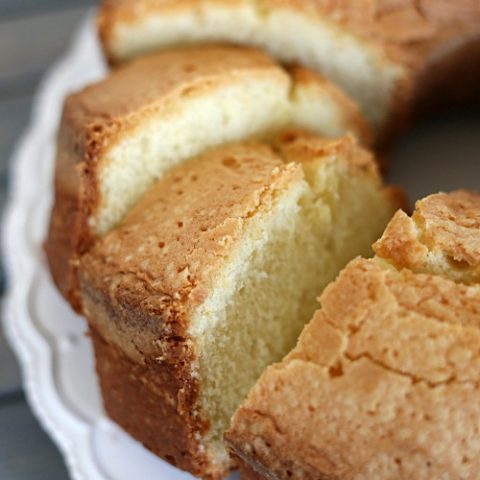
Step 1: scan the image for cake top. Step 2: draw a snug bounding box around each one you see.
[63,44,286,141]
[99,0,480,65]
[374,190,480,281]
[80,132,383,324]
[80,140,302,312]
[226,191,480,478]
[228,254,480,477]
[273,129,377,177]
[290,257,480,385]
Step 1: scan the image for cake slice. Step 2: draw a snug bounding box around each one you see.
[45,44,369,311]
[98,0,480,132]
[226,190,480,479]
[80,131,399,479]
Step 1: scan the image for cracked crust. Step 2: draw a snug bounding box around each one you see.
[226,258,480,479]
[98,0,480,136]
[81,141,302,324]
[45,43,370,311]
[226,191,480,479]
[45,44,286,311]
[374,190,480,282]
[80,141,305,479]
[80,132,392,479]
[99,0,480,64]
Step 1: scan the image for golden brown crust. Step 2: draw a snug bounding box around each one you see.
[90,328,210,477]
[80,133,393,478]
[288,66,373,147]
[374,190,480,281]
[80,142,302,323]
[46,43,369,311]
[99,0,480,62]
[80,141,304,479]
[98,0,480,144]
[270,0,480,130]
[44,106,98,310]
[235,456,265,480]
[66,44,283,125]
[44,45,290,310]
[226,190,480,479]
[414,190,480,267]
[226,257,480,479]
[97,0,218,64]
[272,128,407,215]
[273,129,378,178]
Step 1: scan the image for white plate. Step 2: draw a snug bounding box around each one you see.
[2,11,479,480]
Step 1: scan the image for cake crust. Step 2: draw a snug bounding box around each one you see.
[374,190,480,281]
[226,191,480,479]
[99,0,480,66]
[98,0,480,136]
[80,133,395,479]
[90,328,207,475]
[46,44,286,309]
[46,43,369,311]
[226,258,480,479]
[80,141,304,479]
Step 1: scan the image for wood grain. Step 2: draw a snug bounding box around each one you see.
[0,392,68,480]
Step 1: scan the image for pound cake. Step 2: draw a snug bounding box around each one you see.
[98,0,480,132]
[79,130,400,479]
[226,190,480,479]
[45,44,369,311]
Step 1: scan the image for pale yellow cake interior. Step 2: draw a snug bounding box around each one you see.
[190,150,395,466]
[94,70,366,235]
[106,1,403,128]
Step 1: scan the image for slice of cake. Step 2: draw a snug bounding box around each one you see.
[226,190,480,479]
[98,0,480,132]
[45,44,369,310]
[80,131,399,479]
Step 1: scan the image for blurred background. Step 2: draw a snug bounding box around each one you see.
[1,3,94,479]
[0,1,479,480]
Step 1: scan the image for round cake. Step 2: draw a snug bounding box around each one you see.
[42,2,480,479]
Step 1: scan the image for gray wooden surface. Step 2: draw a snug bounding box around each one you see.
[0,3,94,478]
[0,2,479,480]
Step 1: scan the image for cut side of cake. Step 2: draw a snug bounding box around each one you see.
[226,190,480,480]
[45,44,370,311]
[79,131,400,479]
[98,0,480,132]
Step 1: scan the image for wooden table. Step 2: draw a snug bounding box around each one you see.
[0,2,479,479]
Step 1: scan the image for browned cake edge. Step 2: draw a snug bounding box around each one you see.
[89,328,217,478]
[97,0,480,142]
[82,263,227,479]
[44,45,282,312]
[44,107,100,311]
[235,455,265,480]
[44,44,372,313]
[225,191,480,479]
